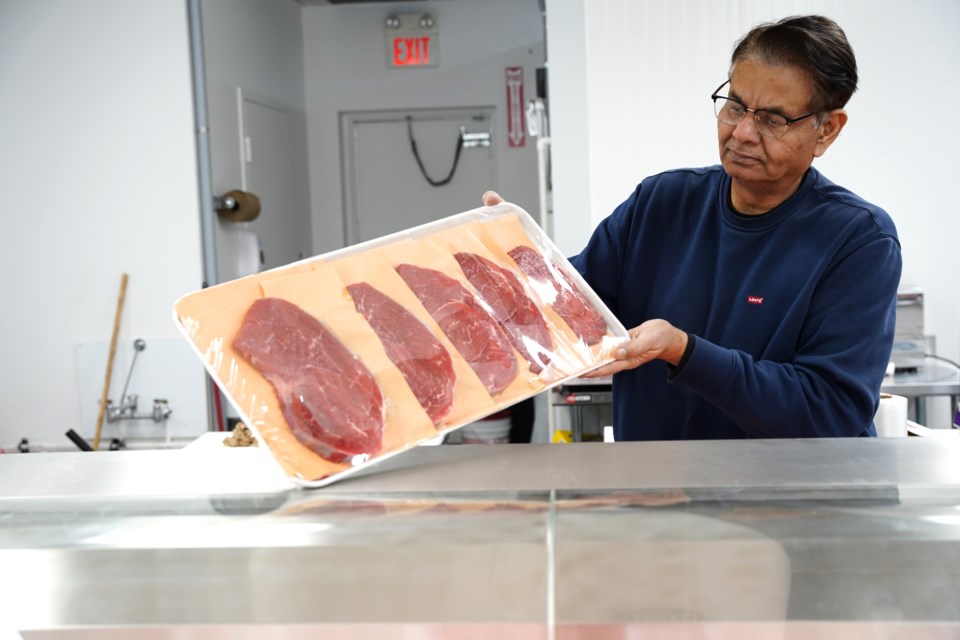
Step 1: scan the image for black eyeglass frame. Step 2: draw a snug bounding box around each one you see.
[710,80,821,137]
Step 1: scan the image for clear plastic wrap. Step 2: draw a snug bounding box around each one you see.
[173,202,628,487]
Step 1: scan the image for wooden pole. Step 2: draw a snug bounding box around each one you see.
[93,273,128,451]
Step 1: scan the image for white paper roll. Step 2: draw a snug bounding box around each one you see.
[234,226,262,278]
[874,393,908,437]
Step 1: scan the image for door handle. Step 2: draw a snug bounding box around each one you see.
[460,127,491,148]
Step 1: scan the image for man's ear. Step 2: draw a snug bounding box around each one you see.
[814,109,848,157]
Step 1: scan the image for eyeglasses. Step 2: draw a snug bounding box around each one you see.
[711,80,820,140]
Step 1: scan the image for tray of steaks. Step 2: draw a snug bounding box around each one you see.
[173,202,628,487]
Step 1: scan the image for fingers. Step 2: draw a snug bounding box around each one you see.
[585,320,686,377]
[482,190,503,206]
[580,360,634,378]
[623,320,687,366]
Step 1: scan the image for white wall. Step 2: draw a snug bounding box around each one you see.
[302,0,546,254]
[0,0,205,450]
[547,0,960,426]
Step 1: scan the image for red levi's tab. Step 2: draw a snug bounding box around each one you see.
[747,295,764,305]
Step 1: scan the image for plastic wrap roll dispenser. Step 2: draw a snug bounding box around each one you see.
[215,190,261,222]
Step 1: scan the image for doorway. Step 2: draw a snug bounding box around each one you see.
[237,90,313,272]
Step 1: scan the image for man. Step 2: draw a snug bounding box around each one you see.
[486,15,901,440]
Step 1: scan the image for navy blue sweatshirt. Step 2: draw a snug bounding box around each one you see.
[569,166,901,440]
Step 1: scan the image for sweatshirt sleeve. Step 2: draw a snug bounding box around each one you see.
[670,234,902,438]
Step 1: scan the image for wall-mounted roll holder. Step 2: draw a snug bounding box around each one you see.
[213,194,238,211]
[214,190,261,222]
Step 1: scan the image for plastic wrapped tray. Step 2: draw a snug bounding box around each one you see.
[173,202,628,487]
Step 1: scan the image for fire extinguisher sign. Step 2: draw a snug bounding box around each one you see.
[505,67,525,148]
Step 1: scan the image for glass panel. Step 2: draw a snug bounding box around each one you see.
[552,486,960,624]
[0,491,552,628]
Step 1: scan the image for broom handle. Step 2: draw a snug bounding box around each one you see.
[93,273,128,451]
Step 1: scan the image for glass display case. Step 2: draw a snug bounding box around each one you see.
[2,437,959,638]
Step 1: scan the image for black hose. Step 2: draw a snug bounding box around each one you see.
[65,429,93,451]
[406,116,463,187]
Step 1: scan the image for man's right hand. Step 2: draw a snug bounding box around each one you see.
[580,319,690,378]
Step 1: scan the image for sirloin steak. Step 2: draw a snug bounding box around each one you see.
[454,252,553,373]
[232,297,384,463]
[507,245,608,345]
[395,263,516,396]
[346,281,455,424]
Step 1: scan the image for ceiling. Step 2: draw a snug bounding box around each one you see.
[295,0,427,5]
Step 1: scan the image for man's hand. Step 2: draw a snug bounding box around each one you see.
[482,191,504,206]
[582,319,689,377]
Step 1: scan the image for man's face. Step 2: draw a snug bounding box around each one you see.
[718,60,826,210]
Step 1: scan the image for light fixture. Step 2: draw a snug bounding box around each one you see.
[385,14,400,29]
[419,14,434,29]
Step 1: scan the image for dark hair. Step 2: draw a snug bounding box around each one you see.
[731,15,858,112]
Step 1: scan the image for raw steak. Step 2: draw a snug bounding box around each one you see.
[346,281,455,424]
[395,263,516,395]
[232,297,384,463]
[507,245,608,345]
[454,252,553,373]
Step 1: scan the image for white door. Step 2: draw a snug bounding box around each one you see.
[239,92,313,271]
[212,91,313,282]
[341,107,495,244]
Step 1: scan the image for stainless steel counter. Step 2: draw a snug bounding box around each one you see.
[2,437,960,638]
[881,359,960,425]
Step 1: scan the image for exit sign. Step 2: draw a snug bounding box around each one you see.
[386,13,438,68]
[391,35,435,67]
